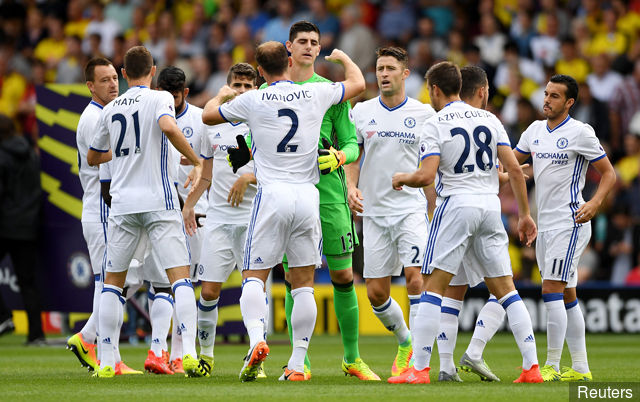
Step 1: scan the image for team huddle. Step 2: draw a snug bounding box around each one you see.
[67,21,616,384]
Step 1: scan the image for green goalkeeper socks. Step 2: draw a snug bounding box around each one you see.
[332,280,360,363]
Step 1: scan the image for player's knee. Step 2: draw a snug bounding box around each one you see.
[405,275,423,295]
[329,268,353,284]
[200,286,220,301]
[366,286,388,306]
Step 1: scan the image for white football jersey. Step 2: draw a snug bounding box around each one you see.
[90,85,180,215]
[218,80,344,186]
[77,100,109,223]
[421,101,510,200]
[201,122,256,224]
[353,96,435,216]
[175,102,207,214]
[516,116,606,232]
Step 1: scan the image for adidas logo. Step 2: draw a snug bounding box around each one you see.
[254,257,263,264]
[152,338,160,344]
[386,324,396,332]
[102,337,111,344]
[533,139,539,145]
[437,332,448,341]
[368,118,376,125]
[215,133,221,138]
[107,260,112,268]
[198,330,209,340]
[179,323,186,334]
[524,334,535,343]
[423,346,432,353]
[302,337,309,342]
[476,320,485,328]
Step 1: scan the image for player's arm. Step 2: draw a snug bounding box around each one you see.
[498,162,530,186]
[201,85,238,126]
[183,157,212,236]
[333,103,360,164]
[497,145,537,246]
[228,173,257,207]
[325,49,365,101]
[344,145,364,214]
[423,184,437,219]
[574,156,616,224]
[87,148,112,166]
[392,154,440,189]
[158,115,202,190]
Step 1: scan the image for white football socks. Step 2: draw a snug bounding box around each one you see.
[408,294,420,331]
[543,293,567,371]
[466,296,505,360]
[170,309,183,361]
[171,279,197,358]
[372,297,410,345]
[412,292,442,371]
[437,297,463,375]
[565,300,590,373]
[288,287,317,372]
[197,296,219,358]
[98,284,122,369]
[239,278,267,348]
[500,290,537,370]
[149,292,173,357]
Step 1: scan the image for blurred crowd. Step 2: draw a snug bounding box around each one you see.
[0,0,639,286]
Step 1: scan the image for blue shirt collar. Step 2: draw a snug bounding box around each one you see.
[546,115,571,133]
[379,96,408,111]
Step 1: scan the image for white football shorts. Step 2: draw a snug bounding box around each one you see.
[536,224,591,288]
[363,212,429,279]
[82,221,107,276]
[423,195,512,281]
[243,183,322,270]
[105,209,190,274]
[198,222,247,282]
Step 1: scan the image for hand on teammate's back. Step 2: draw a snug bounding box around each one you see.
[517,214,537,247]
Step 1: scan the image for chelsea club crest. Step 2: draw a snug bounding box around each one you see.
[557,137,568,149]
[404,117,416,128]
[183,127,194,138]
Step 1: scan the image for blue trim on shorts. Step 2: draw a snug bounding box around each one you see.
[542,292,564,302]
[243,187,263,270]
[94,274,100,282]
[569,155,586,228]
[563,226,580,282]
[565,299,579,310]
[197,300,218,311]
[154,294,174,305]
[423,196,449,274]
[500,293,521,308]
[372,298,392,312]
[441,306,460,316]
[420,292,442,306]
[172,279,193,293]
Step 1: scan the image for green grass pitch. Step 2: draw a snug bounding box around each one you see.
[0,332,637,401]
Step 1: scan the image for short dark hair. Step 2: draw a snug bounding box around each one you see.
[289,20,320,42]
[376,47,408,68]
[227,62,257,85]
[460,65,488,100]
[124,46,153,80]
[256,41,289,76]
[550,74,579,102]
[426,61,461,96]
[157,66,186,93]
[84,57,114,82]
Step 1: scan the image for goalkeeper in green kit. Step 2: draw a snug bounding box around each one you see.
[258,21,379,380]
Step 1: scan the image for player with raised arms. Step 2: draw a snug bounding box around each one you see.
[345,46,435,378]
[201,41,365,382]
[87,46,207,378]
[390,61,542,384]
[183,62,261,377]
[514,74,616,382]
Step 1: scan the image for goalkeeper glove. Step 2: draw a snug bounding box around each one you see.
[226,135,252,173]
[318,137,346,175]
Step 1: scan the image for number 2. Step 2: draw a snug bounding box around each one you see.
[113,111,141,157]
[277,108,298,152]
[411,246,420,264]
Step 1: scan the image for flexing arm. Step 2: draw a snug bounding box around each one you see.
[344,145,364,214]
[325,49,365,101]
[498,145,537,246]
[574,156,616,224]
[202,85,238,126]
[183,157,212,236]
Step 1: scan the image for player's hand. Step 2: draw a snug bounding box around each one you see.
[325,49,348,65]
[575,200,599,224]
[498,163,530,184]
[318,138,346,175]
[217,85,238,103]
[391,172,407,191]
[227,174,251,207]
[347,187,364,215]
[180,155,192,166]
[517,214,537,247]
[226,135,252,173]
[185,162,203,189]
[183,206,197,236]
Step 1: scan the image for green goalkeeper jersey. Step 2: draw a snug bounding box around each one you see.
[259,73,359,204]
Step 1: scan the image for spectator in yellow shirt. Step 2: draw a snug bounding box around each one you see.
[34,14,67,82]
[588,8,628,56]
[556,36,590,83]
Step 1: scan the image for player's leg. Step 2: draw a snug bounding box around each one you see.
[239,269,271,381]
[437,284,466,381]
[559,225,592,381]
[146,284,174,375]
[197,281,222,373]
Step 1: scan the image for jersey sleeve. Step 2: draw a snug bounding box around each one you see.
[218,92,252,123]
[420,118,441,160]
[201,129,213,159]
[99,161,112,182]
[352,104,365,145]
[515,126,531,154]
[493,116,511,147]
[577,123,607,162]
[90,110,110,152]
[316,82,346,109]
[330,101,359,164]
[156,91,176,121]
